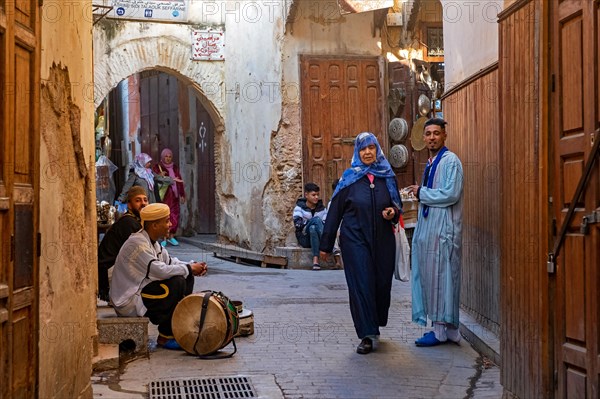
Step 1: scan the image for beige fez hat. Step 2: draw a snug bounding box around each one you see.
[140,203,170,223]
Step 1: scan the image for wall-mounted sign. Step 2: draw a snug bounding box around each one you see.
[191,29,225,61]
[110,0,187,22]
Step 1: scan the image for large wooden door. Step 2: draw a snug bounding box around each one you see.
[300,57,385,201]
[0,0,41,397]
[140,71,180,164]
[552,0,600,396]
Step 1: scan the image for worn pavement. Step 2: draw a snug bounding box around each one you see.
[92,239,503,399]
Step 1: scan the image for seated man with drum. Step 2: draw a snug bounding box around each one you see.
[110,203,207,350]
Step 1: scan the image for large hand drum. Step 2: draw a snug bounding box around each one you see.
[172,291,239,356]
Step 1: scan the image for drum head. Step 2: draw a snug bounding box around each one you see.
[172,293,228,355]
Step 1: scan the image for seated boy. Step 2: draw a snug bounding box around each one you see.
[293,182,327,270]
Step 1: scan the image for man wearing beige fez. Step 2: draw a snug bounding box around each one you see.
[110,203,208,350]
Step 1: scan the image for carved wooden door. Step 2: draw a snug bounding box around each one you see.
[300,56,385,201]
[552,0,600,396]
[0,0,41,397]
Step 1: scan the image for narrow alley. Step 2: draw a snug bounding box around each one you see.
[92,240,501,399]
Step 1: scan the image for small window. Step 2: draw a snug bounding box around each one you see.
[427,27,444,57]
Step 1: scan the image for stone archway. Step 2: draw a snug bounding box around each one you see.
[93,34,224,129]
[93,33,224,235]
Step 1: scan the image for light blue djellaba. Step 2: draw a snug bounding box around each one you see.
[411,150,464,328]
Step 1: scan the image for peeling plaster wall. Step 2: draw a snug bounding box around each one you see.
[218,5,287,252]
[93,2,292,252]
[93,1,385,252]
[278,0,382,245]
[38,2,95,397]
[441,0,504,89]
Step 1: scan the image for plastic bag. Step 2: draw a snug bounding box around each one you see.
[114,200,128,214]
[393,224,411,282]
[95,155,118,204]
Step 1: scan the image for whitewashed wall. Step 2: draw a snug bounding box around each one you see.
[216,2,288,249]
[93,1,386,251]
[441,0,504,88]
[93,1,295,251]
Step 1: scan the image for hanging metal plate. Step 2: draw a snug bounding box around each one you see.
[418,94,431,116]
[388,118,408,143]
[410,117,427,151]
[389,144,409,169]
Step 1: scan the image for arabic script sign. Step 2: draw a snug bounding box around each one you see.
[191,29,225,61]
[110,0,187,22]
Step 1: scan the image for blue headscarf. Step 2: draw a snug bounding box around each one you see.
[331,132,402,209]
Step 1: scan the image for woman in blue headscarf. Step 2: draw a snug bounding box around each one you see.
[320,132,402,355]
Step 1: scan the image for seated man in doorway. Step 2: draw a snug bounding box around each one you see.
[293,182,327,270]
[97,186,148,302]
[110,203,208,350]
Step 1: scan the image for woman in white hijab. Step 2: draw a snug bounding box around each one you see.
[117,153,173,204]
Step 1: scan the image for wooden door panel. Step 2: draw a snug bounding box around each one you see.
[564,236,585,341]
[12,306,33,397]
[0,0,40,395]
[552,0,600,397]
[15,45,33,179]
[140,75,152,156]
[566,368,586,399]
[15,0,35,29]
[301,57,384,201]
[560,16,583,134]
[562,155,585,208]
[140,72,180,164]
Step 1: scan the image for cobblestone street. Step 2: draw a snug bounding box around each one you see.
[92,240,502,399]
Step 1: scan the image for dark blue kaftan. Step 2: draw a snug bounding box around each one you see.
[320,175,398,339]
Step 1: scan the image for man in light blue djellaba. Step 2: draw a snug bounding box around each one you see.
[406,118,464,347]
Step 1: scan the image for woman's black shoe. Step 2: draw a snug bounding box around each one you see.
[356,337,373,354]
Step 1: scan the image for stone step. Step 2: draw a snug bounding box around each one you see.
[97,307,149,359]
[92,343,119,372]
[274,246,339,270]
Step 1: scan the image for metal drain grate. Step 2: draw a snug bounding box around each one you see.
[149,376,256,399]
